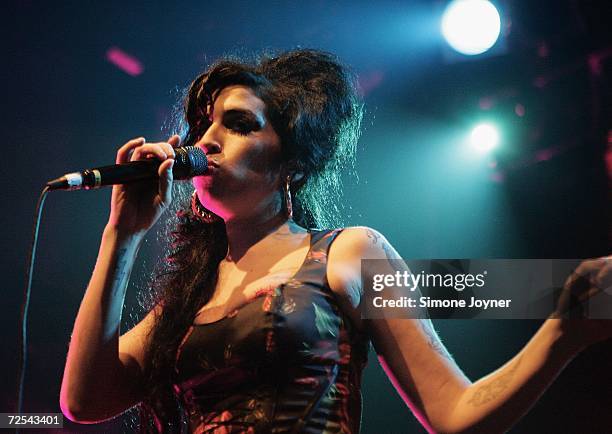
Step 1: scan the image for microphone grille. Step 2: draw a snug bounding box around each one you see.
[174,146,208,179]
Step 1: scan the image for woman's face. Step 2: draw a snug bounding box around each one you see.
[192,85,284,220]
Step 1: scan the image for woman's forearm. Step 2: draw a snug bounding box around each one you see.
[444,319,581,434]
[60,225,143,421]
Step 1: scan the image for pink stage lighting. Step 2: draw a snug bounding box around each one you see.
[105,46,143,76]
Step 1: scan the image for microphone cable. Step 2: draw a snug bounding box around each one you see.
[17,186,50,421]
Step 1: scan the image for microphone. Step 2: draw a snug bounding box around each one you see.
[46,146,208,191]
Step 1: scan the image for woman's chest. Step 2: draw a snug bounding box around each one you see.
[194,243,311,324]
[175,282,345,381]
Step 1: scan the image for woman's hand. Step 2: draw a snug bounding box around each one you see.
[107,135,180,237]
[553,257,612,350]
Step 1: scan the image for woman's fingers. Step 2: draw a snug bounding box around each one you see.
[558,257,612,317]
[158,158,174,206]
[594,257,612,292]
[167,134,181,148]
[114,135,181,207]
[570,258,611,291]
[116,136,181,164]
[155,136,182,207]
[116,137,145,164]
[130,143,171,162]
[158,135,180,159]
[574,258,602,277]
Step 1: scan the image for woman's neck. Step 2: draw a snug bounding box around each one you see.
[224,212,307,262]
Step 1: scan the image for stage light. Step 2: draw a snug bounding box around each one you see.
[106,47,143,76]
[441,0,501,55]
[470,123,499,152]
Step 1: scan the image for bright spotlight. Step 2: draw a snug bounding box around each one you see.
[470,123,499,151]
[441,0,501,55]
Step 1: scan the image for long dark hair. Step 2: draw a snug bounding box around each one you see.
[138,49,363,432]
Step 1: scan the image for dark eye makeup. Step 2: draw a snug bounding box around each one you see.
[222,109,263,135]
[192,108,264,141]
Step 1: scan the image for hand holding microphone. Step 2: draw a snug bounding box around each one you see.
[113,136,180,236]
[46,135,208,237]
[46,136,208,190]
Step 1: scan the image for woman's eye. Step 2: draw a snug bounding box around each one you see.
[223,111,262,136]
[229,121,254,135]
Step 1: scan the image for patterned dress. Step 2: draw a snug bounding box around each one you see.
[173,229,370,433]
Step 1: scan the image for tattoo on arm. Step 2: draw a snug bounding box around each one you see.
[365,228,432,319]
[366,228,380,245]
[467,355,524,407]
[112,248,130,297]
[419,319,453,360]
[365,228,400,261]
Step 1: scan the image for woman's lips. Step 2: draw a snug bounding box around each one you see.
[201,163,218,176]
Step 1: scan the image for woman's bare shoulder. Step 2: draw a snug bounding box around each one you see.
[331,226,397,259]
[325,226,398,330]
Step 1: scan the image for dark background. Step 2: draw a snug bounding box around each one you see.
[3,0,611,432]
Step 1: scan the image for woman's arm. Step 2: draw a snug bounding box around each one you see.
[328,227,609,434]
[60,226,147,422]
[60,136,178,422]
[441,318,576,433]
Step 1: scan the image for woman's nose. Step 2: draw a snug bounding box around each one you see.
[196,124,222,155]
[201,142,222,155]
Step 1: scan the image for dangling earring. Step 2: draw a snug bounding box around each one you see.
[191,190,221,223]
[283,175,293,220]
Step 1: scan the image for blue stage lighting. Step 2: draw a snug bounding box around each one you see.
[470,123,499,152]
[441,0,501,55]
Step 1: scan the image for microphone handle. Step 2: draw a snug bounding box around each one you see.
[82,160,162,189]
[46,145,207,190]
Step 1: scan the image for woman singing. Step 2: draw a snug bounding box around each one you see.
[60,49,612,433]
